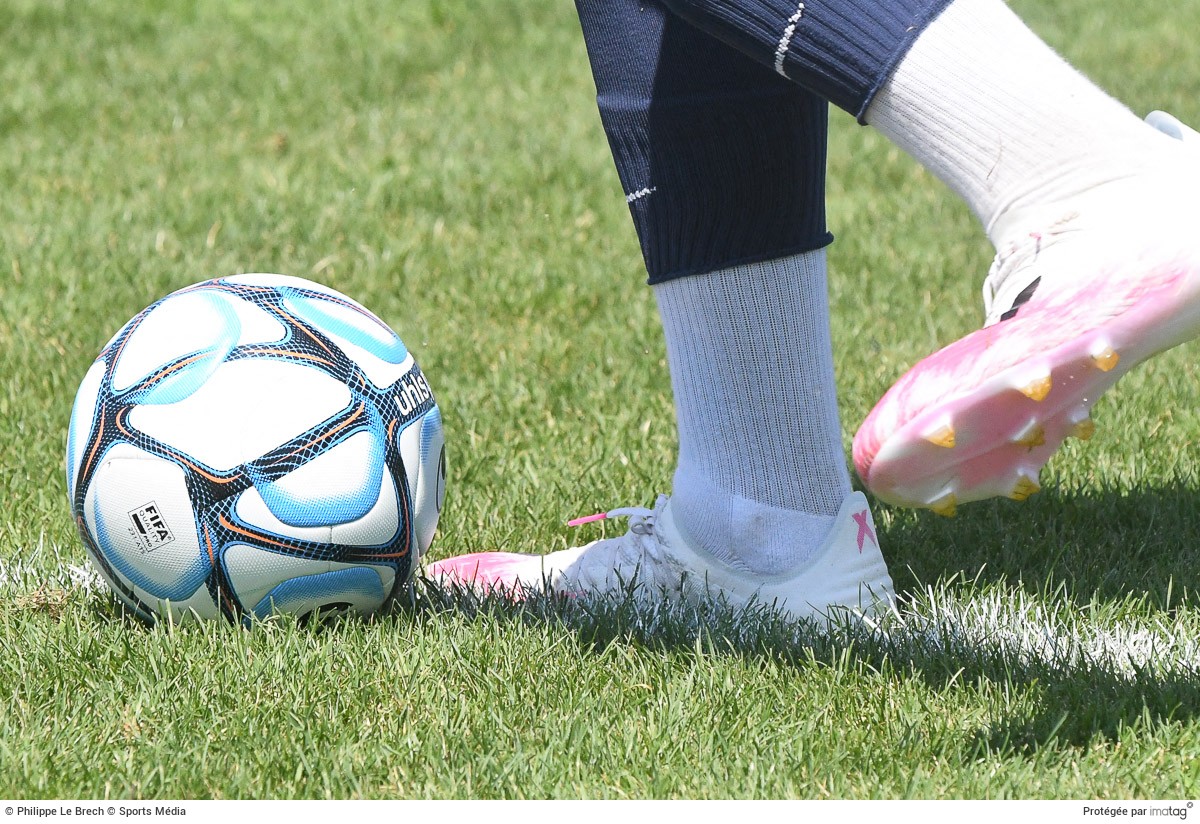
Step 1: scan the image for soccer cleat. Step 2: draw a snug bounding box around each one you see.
[424,491,894,623]
[853,111,1200,511]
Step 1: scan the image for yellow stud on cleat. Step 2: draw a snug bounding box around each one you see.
[1009,476,1041,502]
[1072,418,1096,441]
[924,424,956,449]
[1091,347,1120,372]
[1019,376,1052,402]
[930,493,958,518]
[1014,423,1046,448]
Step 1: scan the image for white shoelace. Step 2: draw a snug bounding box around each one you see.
[565,496,671,585]
[567,496,666,533]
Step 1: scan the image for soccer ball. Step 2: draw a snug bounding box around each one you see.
[65,274,446,623]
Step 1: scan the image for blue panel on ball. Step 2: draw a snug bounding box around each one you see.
[90,493,211,601]
[256,428,386,527]
[251,567,385,619]
[130,350,226,406]
[282,291,408,364]
[66,404,92,501]
[127,293,241,406]
[420,406,442,460]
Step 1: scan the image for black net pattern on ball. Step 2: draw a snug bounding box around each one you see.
[71,278,437,623]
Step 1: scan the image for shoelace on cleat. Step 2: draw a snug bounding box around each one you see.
[564,497,671,586]
[568,504,655,532]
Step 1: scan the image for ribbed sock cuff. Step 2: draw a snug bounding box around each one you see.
[663,0,956,121]
[602,89,834,282]
[577,0,832,282]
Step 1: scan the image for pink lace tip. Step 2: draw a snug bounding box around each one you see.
[567,512,608,527]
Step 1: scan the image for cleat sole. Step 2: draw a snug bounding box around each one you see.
[1091,346,1120,372]
[924,423,956,449]
[853,250,1200,512]
[1008,475,1041,502]
[929,493,958,517]
[1019,375,1053,402]
[1013,422,1046,449]
[1072,418,1096,441]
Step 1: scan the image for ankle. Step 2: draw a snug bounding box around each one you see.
[865,0,1164,246]
[987,124,1197,249]
[671,466,839,577]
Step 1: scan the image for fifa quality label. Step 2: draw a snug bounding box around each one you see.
[127,502,176,553]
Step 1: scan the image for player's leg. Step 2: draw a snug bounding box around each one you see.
[426,0,893,621]
[655,0,1200,511]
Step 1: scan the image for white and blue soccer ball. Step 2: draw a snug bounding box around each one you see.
[65,274,446,623]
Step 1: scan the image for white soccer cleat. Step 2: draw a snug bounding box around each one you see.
[425,491,894,623]
[854,110,1200,512]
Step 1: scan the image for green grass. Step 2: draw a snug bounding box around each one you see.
[3,0,1200,799]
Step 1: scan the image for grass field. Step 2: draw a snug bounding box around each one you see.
[3,0,1200,800]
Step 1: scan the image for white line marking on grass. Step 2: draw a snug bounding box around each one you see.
[892,585,1200,680]
[0,541,104,595]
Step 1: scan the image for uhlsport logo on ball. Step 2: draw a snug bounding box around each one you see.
[65,274,446,623]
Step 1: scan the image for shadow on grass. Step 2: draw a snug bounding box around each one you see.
[67,476,1200,757]
[877,478,1200,612]
[403,475,1200,756]
[868,478,1200,754]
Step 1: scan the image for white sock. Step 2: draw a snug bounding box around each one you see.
[864,0,1170,249]
[655,250,851,577]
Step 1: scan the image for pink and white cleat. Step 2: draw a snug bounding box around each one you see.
[854,112,1200,513]
[425,492,894,623]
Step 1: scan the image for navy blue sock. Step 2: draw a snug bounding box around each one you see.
[576,0,831,283]
[661,0,956,122]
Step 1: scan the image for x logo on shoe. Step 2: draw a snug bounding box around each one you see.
[852,510,876,552]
